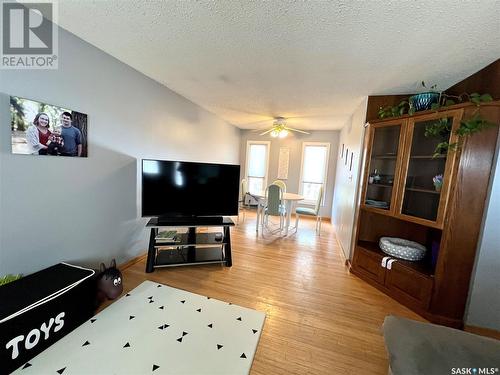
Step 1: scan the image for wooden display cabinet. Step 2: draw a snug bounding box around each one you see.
[360,118,406,215]
[351,101,500,328]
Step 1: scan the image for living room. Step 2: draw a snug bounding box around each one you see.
[1,1,499,374]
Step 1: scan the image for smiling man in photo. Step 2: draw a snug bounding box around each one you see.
[60,112,82,157]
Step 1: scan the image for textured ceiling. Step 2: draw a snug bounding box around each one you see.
[57,1,500,130]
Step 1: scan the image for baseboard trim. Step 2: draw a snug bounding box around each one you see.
[335,237,351,265]
[345,258,352,269]
[119,252,147,272]
[464,325,500,340]
[334,237,351,269]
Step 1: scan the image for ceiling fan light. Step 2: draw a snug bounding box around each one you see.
[270,129,279,137]
[278,129,288,138]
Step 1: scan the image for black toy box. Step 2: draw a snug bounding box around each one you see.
[0,263,95,374]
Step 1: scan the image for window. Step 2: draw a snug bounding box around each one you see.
[299,142,330,204]
[245,141,270,195]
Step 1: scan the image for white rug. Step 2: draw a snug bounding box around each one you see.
[14,281,266,375]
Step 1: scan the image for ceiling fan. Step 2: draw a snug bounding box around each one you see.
[257,117,310,138]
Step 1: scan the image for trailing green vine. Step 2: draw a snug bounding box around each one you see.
[424,118,455,156]
[378,100,411,119]
[425,93,494,157]
[431,92,493,109]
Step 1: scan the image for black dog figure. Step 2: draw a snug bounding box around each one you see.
[95,259,123,303]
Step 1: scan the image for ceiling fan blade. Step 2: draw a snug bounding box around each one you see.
[259,128,274,136]
[250,126,272,133]
[244,119,275,128]
[285,126,310,134]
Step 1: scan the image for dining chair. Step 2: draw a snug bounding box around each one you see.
[271,179,287,193]
[262,184,286,236]
[295,185,324,235]
[237,178,249,224]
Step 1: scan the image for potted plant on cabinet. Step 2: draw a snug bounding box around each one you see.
[409,81,440,112]
[378,81,440,118]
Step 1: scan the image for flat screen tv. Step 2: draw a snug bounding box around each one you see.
[142,159,241,219]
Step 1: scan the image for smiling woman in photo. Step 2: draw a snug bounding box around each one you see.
[25,112,52,155]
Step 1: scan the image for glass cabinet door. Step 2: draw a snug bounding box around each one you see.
[363,123,403,212]
[399,113,459,225]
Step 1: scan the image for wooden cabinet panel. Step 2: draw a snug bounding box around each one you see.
[352,247,386,285]
[385,263,433,309]
[395,109,463,228]
[431,107,500,319]
[360,119,406,216]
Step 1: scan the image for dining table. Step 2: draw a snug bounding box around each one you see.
[253,191,304,235]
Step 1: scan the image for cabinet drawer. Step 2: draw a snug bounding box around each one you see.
[353,247,386,285]
[385,262,433,309]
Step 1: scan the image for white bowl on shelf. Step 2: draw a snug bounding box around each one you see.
[379,237,427,261]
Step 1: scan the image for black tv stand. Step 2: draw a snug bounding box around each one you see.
[145,217,234,273]
[157,216,224,226]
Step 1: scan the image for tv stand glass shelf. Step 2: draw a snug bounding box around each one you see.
[145,217,234,273]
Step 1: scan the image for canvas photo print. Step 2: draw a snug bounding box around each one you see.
[10,96,88,157]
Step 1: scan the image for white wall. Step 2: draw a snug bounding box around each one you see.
[331,98,368,258]
[466,135,500,330]
[239,130,339,217]
[0,27,240,276]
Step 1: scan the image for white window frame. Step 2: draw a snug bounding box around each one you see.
[299,141,330,206]
[245,140,271,195]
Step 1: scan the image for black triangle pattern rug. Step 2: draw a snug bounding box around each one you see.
[12,281,265,375]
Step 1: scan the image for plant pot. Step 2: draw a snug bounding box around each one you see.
[409,92,440,112]
[434,184,442,192]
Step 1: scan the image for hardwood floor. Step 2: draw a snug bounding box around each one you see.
[118,212,423,374]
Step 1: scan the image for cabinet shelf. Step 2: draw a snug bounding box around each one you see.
[405,187,441,195]
[368,183,393,188]
[410,155,446,159]
[357,241,434,277]
[372,154,397,159]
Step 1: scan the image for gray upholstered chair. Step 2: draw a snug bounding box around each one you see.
[295,185,324,234]
[383,315,500,375]
[262,184,286,236]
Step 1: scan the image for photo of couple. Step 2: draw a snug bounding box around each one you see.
[10,96,88,157]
